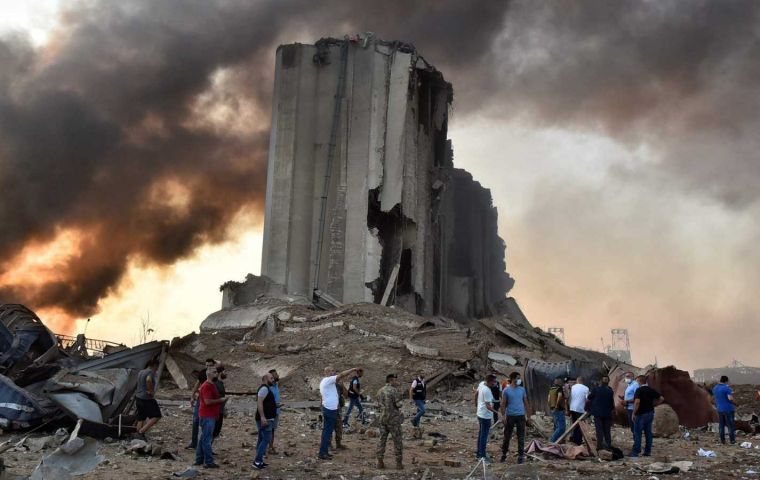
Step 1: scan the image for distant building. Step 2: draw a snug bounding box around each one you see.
[694,360,760,384]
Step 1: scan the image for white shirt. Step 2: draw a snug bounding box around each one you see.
[570,383,590,413]
[320,375,339,410]
[477,381,494,420]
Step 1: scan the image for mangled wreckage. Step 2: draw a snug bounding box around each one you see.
[0,304,165,437]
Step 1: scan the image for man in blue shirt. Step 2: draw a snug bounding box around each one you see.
[268,369,283,454]
[712,375,737,444]
[500,372,530,464]
[621,372,639,435]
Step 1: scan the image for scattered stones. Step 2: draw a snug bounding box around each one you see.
[444,459,461,467]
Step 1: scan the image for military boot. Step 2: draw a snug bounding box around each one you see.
[376,458,385,469]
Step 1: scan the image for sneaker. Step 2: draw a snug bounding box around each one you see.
[252,460,266,470]
[517,457,525,464]
[318,454,333,460]
[203,463,220,469]
[483,455,493,465]
[186,445,196,450]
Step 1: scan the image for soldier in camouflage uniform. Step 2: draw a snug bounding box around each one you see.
[376,373,403,470]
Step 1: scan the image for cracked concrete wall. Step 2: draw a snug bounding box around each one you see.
[260,37,513,319]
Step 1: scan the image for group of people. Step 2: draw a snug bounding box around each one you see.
[314,367,428,471]
[475,370,739,464]
[131,358,739,472]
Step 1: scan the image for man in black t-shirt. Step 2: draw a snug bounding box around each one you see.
[342,368,365,427]
[629,375,664,457]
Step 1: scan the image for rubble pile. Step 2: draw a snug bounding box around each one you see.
[1,296,759,478]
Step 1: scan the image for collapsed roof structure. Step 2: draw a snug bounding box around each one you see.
[0,304,165,436]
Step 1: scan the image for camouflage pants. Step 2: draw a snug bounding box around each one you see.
[333,407,343,446]
[376,421,403,462]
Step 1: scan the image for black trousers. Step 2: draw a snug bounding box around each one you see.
[501,415,526,458]
[594,415,612,450]
[570,411,583,445]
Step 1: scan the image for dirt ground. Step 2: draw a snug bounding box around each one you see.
[2,383,759,479]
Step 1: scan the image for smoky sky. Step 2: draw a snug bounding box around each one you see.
[1,0,759,343]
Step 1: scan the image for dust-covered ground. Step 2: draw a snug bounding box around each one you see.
[1,383,759,479]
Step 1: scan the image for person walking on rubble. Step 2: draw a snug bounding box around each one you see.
[196,367,227,469]
[333,379,348,450]
[187,358,217,449]
[343,367,365,427]
[588,376,615,451]
[621,371,639,436]
[252,372,277,470]
[134,357,162,439]
[475,373,499,463]
[569,376,590,445]
[500,371,529,464]
[713,375,737,445]
[548,377,568,442]
[318,366,360,460]
[629,375,664,457]
[268,369,282,454]
[410,374,427,431]
[376,373,405,470]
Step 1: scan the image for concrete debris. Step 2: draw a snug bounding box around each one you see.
[637,461,693,474]
[172,467,199,478]
[653,403,681,437]
[488,351,517,366]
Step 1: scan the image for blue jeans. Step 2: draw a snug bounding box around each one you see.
[320,407,338,457]
[413,400,426,427]
[549,410,566,442]
[631,411,654,456]
[195,417,216,465]
[255,419,274,463]
[343,397,363,424]
[476,417,492,458]
[188,401,200,447]
[718,411,736,444]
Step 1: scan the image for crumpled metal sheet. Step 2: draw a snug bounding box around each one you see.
[47,392,103,423]
[30,438,105,479]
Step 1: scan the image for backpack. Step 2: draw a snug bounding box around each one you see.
[548,386,561,409]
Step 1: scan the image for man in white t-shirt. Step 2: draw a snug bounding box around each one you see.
[475,373,499,463]
[569,376,590,445]
[318,366,360,460]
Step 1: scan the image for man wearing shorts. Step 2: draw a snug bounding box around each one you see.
[135,357,162,439]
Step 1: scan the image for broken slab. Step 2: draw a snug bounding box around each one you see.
[200,304,284,332]
[488,351,518,366]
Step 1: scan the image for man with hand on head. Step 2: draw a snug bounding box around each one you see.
[318,366,360,460]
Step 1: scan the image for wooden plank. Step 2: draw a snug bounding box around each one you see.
[554,412,589,444]
[579,420,597,457]
[380,263,400,306]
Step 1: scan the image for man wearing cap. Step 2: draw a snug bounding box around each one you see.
[376,373,404,470]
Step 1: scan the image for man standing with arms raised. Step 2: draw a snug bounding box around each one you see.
[318,366,360,460]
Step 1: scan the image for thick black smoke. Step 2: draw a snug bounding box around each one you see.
[0,0,512,321]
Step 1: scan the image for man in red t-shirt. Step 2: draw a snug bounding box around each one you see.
[195,368,227,468]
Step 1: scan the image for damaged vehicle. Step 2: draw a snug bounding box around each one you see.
[0,303,166,437]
